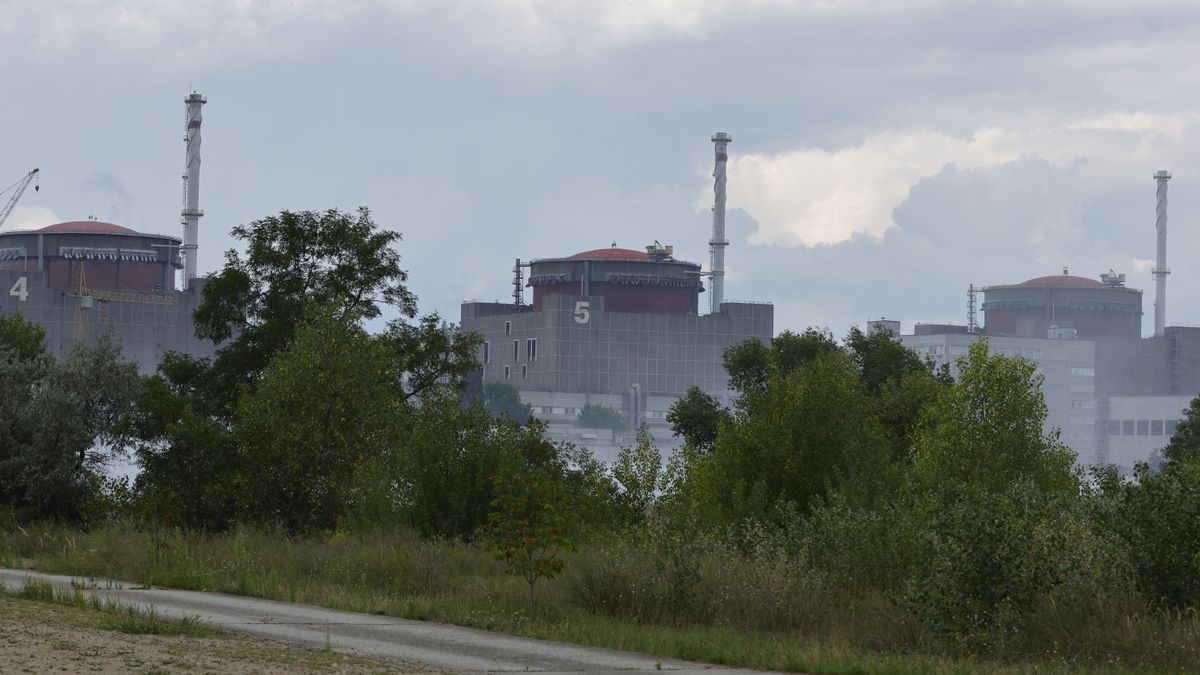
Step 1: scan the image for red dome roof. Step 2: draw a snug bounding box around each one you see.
[569,247,651,260]
[38,221,138,235]
[1016,275,1105,289]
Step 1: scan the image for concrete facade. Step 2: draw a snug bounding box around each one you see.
[1098,396,1192,470]
[0,266,215,373]
[461,293,773,459]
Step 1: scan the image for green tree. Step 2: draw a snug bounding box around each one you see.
[462,374,533,422]
[233,305,401,531]
[709,349,891,521]
[912,340,1077,499]
[479,467,576,610]
[611,427,663,524]
[1162,396,1200,464]
[723,328,841,411]
[0,333,139,522]
[0,312,48,363]
[577,403,624,431]
[665,386,728,454]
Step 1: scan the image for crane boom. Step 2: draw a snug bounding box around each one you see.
[0,168,40,229]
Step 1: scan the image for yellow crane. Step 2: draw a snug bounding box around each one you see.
[65,262,177,345]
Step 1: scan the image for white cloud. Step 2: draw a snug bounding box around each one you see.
[716,112,1200,248]
[0,207,60,232]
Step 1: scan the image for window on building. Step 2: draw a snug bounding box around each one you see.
[1122,420,1135,435]
[1072,399,1096,409]
[1071,367,1095,377]
[521,365,528,380]
[564,406,577,415]
[527,338,537,362]
[1168,419,1180,436]
[1106,420,1121,435]
[1137,419,1150,436]
[503,365,510,380]
[540,406,552,414]
[1152,420,1165,436]
[1070,384,1095,394]
[483,342,490,365]
[505,321,511,335]
[513,340,519,362]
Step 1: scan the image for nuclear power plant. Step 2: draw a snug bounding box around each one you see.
[0,93,216,371]
[460,133,773,455]
[902,170,1199,471]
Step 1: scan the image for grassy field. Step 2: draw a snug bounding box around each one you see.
[2,524,1195,674]
[0,580,416,673]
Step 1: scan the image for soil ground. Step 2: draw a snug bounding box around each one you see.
[0,593,417,674]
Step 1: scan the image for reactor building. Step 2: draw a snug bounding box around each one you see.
[0,93,216,372]
[460,133,773,455]
[903,169,1200,471]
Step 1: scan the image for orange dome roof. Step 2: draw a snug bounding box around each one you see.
[38,221,139,235]
[569,247,652,260]
[1016,275,1105,289]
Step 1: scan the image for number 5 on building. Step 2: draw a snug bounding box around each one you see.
[573,300,590,324]
[8,277,28,302]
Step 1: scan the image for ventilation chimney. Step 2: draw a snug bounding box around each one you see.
[709,132,731,314]
[181,92,206,286]
[1153,170,1171,337]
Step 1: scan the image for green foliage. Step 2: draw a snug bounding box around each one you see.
[462,374,533,422]
[479,468,576,610]
[0,333,139,523]
[576,403,624,431]
[611,428,663,525]
[1163,396,1200,464]
[912,340,1078,500]
[708,349,891,522]
[233,305,401,531]
[0,311,47,363]
[722,328,840,409]
[1091,460,1200,609]
[665,386,727,454]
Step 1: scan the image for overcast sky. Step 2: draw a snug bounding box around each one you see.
[4,0,1200,338]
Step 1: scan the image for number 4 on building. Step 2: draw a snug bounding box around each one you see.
[8,277,28,302]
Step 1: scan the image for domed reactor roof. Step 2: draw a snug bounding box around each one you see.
[1016,275,1106,289]
[529,244,702,315]
[983,272,1143,339]
[36,221,139,236]
[569,247,652,261]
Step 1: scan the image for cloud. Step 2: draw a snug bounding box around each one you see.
[0,207,60,232]
[716,112,1200,249]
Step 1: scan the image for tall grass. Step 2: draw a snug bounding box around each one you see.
[7,578,211,636]
[2,523,1198,673]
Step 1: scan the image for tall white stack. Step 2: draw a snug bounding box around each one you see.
[181,92,207,286]
[1153,170,1171,337]
[709,132,731,314]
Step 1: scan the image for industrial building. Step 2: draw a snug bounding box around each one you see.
[460,133,774,457]
[905,170,1200,471]
[0,93,216,372]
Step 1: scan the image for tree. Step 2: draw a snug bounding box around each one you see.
[723,328,841,411]
[1163,396,1200,465]
[611,427,663,525]
[0,312,48,363]
[708,349,891,521]
[479,467,575,610]
[912,340,1077,499]
[577,403,624,431]
[666,386,728,453]
[233,305,402,531]
[0,333,139,522]
[462,374,533,422]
